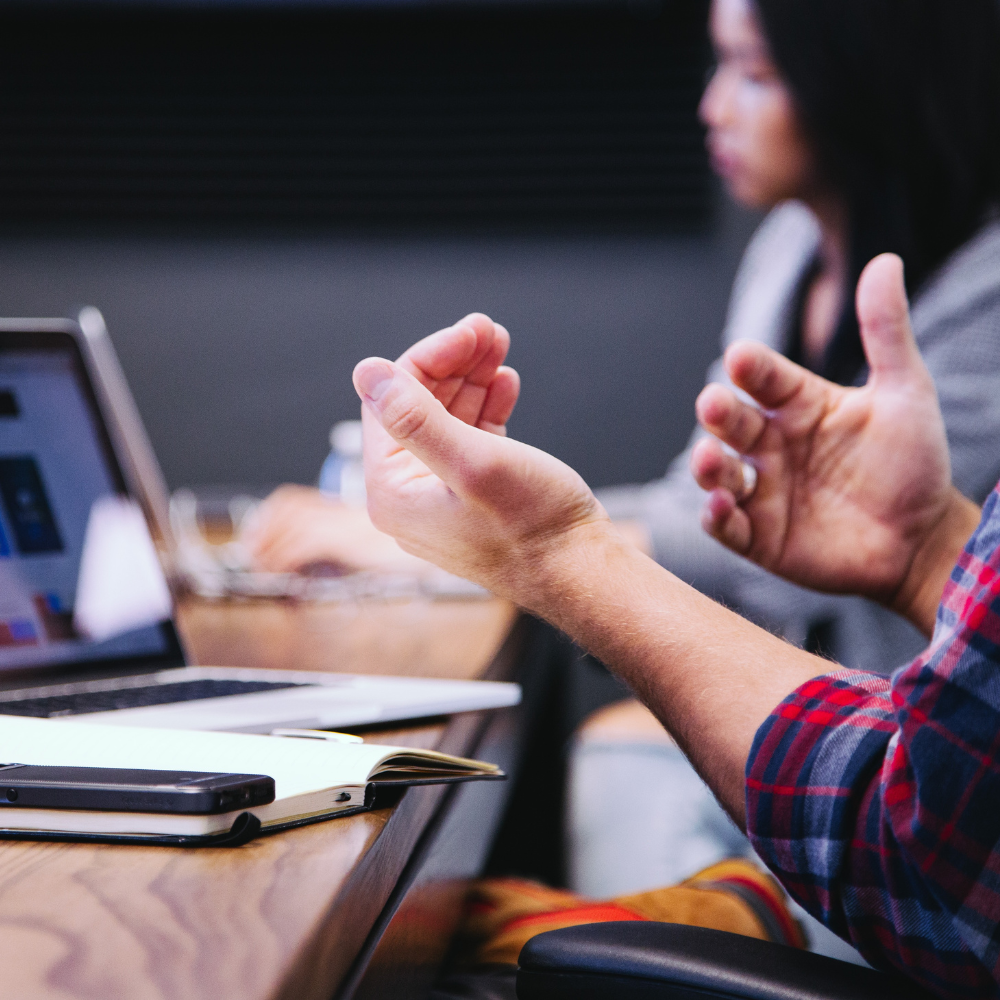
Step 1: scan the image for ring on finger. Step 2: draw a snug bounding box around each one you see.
[739,459,757,501]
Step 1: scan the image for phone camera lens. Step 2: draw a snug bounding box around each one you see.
[6,789,17,802]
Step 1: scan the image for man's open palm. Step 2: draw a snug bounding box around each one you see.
[353,316,605,599]
[691,254,955,607]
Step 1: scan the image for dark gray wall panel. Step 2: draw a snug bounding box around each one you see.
[0,198,758,492]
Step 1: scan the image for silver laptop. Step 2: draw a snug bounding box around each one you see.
[0,315,520,733]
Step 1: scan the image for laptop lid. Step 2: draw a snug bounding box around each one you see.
[0,322,185,683]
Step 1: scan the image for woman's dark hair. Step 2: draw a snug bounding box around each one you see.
[752,0,1000,383]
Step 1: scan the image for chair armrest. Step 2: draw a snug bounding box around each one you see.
[516,922,934,1000]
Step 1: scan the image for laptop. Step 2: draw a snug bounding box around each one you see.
[0,314,520,733]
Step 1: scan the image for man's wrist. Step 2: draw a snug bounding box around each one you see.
[892,487,981,637]
[509,517,632,626]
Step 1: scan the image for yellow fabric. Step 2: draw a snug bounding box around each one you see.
[452,859,803,967]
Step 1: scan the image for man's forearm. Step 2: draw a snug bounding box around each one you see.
[523,522,832,826]
[891,488,981,638]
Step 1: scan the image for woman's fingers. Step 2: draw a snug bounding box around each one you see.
[690,437,752,496]
[695,383,767,454]
[241,485,322,550]
[700,489,752,553]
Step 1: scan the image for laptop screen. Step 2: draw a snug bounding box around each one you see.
[0,334,179,675]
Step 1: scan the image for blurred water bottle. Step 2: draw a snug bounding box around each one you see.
[318,420,367,505]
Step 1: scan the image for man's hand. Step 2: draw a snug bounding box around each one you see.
[353,354,611,604]
[396,312,520,435]
[692,254,980,635]
[354,315,836,824]
[245,314,521,575]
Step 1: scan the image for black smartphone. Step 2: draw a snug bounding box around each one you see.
[0,764,275,814]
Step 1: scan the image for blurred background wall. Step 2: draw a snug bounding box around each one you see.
[0,0,759,493]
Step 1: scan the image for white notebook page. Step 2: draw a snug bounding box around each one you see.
[0,716,399,801]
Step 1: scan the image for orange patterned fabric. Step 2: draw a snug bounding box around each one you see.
[453,859,804,967]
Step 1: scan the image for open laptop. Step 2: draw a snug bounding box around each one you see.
[0,316,520,733]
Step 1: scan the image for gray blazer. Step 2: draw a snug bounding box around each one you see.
[598,201,1000,673]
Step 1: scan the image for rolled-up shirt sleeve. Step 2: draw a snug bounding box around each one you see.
[746,486,1000,999]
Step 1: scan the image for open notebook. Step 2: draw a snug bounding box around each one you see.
[0,716,502,845]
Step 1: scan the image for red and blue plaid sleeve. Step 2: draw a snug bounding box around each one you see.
[746,484,1000,999]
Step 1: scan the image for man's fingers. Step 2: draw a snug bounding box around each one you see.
[443,380,490,426]
[401,314,505,379]
[441,319,510,424]
[695,383,767,454]
[398,315,511,423]
[724,340,811,410]
[399,323,479,389]
[354,357,490,486]
[478,366,520,433]
[700,489,752,553]
[437,355,516,429]
[690,438,752,496]
[466,321,510,385]
[855,254,927,386]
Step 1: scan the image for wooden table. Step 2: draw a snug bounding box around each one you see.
[0,595,532,1000]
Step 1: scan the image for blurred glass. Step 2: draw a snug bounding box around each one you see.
[318,420,366,505]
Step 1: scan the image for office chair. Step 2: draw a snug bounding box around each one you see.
[516,922,937,999]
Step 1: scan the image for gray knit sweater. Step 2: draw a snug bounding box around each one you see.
[598,201,1000,673]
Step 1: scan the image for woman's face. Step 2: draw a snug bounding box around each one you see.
[699,0,818,208]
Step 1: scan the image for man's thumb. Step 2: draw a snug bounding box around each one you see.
[353,357,478,480]
[856,253,926,385]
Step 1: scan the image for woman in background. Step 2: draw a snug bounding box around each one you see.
[567,0,1000,916]
[246,0,1000,941]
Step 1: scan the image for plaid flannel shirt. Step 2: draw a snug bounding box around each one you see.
[746,482,1000,999]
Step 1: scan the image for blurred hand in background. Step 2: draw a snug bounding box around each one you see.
[241,483,431,575]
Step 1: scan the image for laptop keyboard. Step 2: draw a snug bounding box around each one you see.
[0,679,309,718]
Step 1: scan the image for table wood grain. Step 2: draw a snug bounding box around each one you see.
[177,596,516,680]
[0,596,519,1000]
